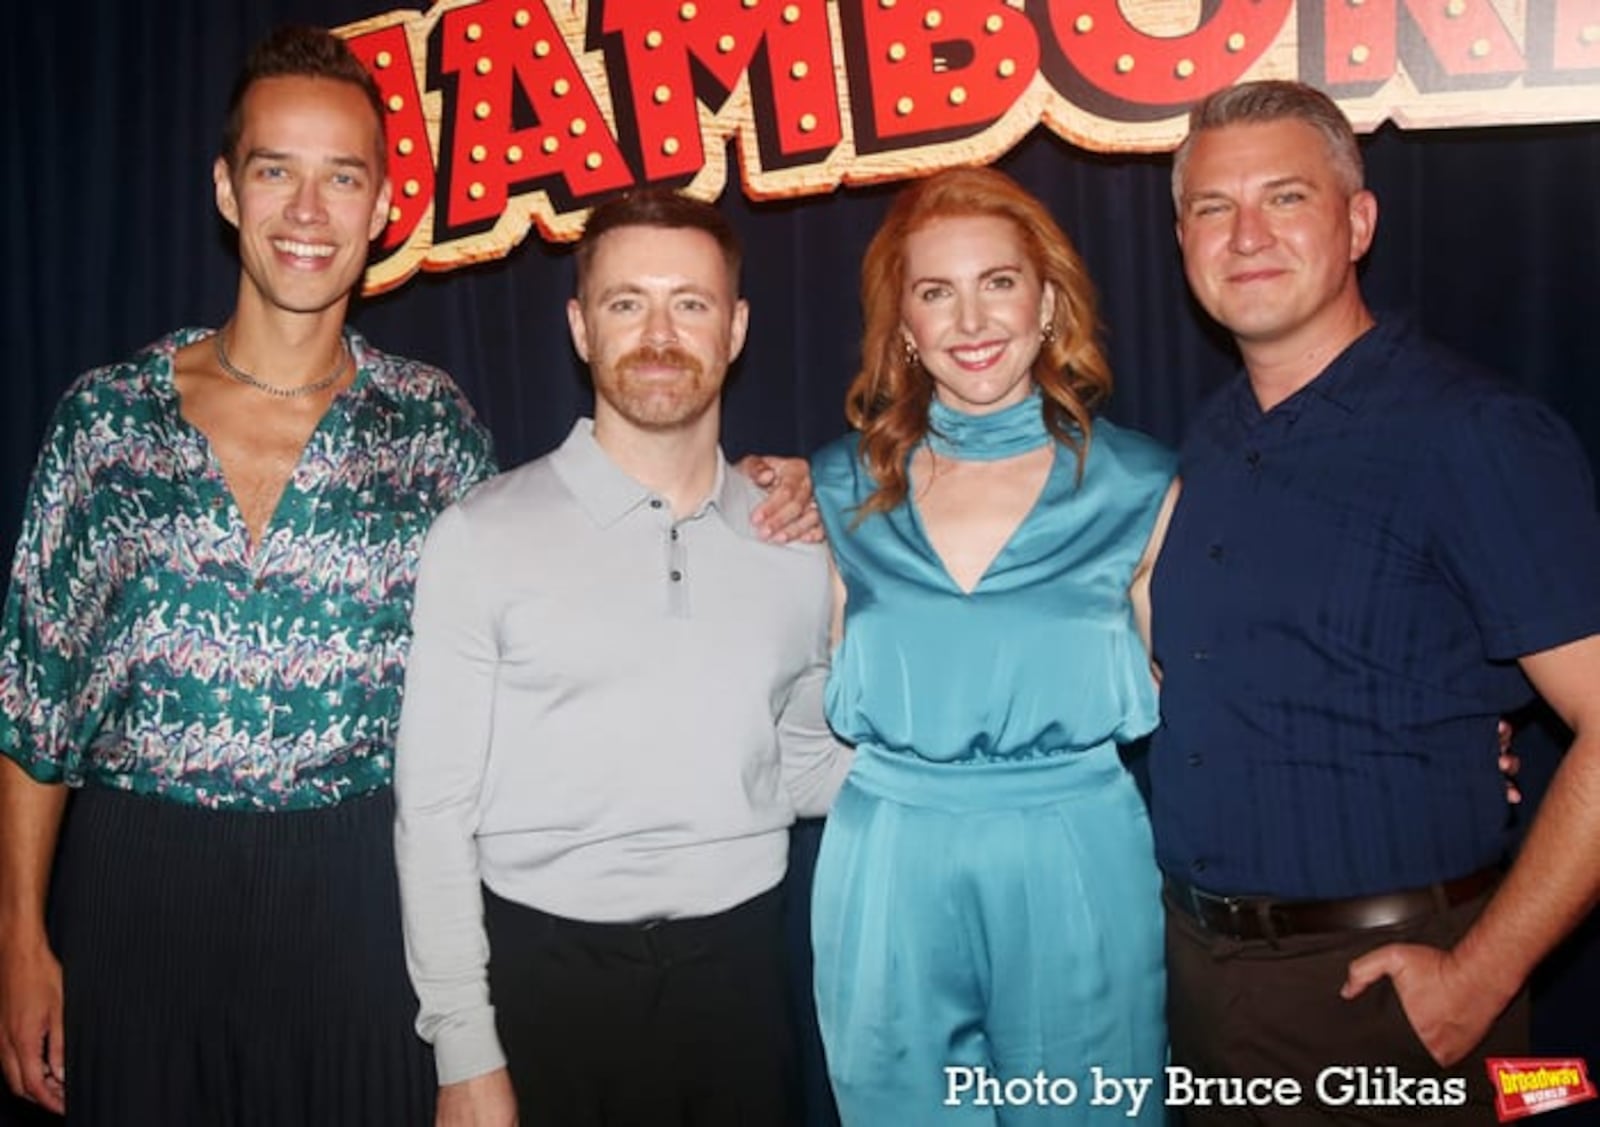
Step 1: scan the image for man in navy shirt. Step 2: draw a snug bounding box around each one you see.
[1151,80,1600,1121]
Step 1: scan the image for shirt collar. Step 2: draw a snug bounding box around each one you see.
[550,418,745,530]
[1229,316,1411,426]
[343,328,379,394]
[149,325,376,397]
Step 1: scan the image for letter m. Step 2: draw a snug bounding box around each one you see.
[597,0,841,183]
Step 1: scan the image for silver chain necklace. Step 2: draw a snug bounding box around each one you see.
[214,332,349,399]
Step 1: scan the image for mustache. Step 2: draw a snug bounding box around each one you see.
[616,345,704,377]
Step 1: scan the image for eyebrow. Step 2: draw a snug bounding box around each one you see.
[594,280,721,302]
[1182,174,1316,206]
[241,148,373,173]
[908,263,1025,286]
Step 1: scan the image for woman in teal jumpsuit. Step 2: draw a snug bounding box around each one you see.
[811,168,1174,1125]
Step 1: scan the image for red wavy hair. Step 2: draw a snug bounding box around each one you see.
[845,166,1113,518]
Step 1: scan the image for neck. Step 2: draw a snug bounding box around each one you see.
[225,286,351,381]
[1241,295,1375,412]
[592,405,722,517]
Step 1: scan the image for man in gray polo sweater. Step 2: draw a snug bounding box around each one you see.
[392,188,850,1127]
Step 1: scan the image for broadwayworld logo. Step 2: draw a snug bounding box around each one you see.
[1487,1058,1598,1122]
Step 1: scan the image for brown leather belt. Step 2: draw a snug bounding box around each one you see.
[1164,865,1501,942]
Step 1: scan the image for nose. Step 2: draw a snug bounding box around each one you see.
[642,303,677,346]
[285,177,328,226]
[955,290,984,335]
[1229,204,1273,254]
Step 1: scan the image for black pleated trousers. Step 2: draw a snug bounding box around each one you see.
[51,786,434,1127]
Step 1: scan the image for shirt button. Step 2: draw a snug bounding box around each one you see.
[670,529,679,541]
[649,499,664,510]
[1187,753,1203,767]
[1207,544,1223,561]
[670,569,683,582]
[1245,450,1261,468]
[1192,860,1208,874]
[1191,649,1209,661]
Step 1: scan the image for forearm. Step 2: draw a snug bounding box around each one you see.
[0,757,67,940]
[1449,728,1600,1004]
[782,733,854,818]
[776,654,852,817]
[394,501,506,1084]
[394,801,504,1085]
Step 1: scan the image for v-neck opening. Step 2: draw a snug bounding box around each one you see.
[166,342,353,565]
[907,443,1059,597]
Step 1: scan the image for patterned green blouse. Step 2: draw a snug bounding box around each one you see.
[0,328,495,809]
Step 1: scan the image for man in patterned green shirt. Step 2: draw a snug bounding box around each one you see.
[0,25,816,1127]
[0,26,493,1126]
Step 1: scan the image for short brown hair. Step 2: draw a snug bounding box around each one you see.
[575,189,743,296]
[219,25,386,174]
[1172,80,1363,205]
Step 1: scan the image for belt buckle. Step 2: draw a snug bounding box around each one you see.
[1196,886,1279,944]
[1217,892,1261,941]
[1187,885,1239,931]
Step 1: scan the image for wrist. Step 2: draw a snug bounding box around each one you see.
[0,911,51,947]
[1445,936,1527,1012]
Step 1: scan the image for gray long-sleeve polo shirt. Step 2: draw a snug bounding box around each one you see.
[393,419,851,1084]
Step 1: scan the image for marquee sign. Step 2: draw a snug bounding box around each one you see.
[336,0,1600,293]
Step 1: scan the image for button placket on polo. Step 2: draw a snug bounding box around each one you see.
[648,497,693,618]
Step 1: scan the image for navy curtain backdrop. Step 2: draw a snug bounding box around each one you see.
[3,2,1598,1125]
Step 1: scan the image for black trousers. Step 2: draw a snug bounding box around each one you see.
[485,884,798,1127]
[51,787,434,1127]
[1165,887,1528,1126]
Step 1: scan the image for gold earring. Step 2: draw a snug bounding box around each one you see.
[1041,321,1058,343]
[903,338,919,367]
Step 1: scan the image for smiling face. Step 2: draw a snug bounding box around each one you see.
[899,214,1055,416]
[214,75,390,321]
[567,223,749,435]
[1175,118,1376,362]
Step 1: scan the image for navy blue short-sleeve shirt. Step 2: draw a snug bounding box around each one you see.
[1150,318,1600,899]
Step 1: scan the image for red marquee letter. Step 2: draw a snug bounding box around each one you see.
[1526,0,1600,84]
[1039,0,1289,115]
[344,23,433,257]
[843,0,1039,150]
[1303,0,1524,93]
[437,0,633,236]
[599,0,841,183]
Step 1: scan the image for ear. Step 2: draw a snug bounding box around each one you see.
[1348,188,1378,263]
[214,156,240,229]
[368,176,394,242]
[1039,280,1058,333]
[566,297,591,363]
[727,298,750,363]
